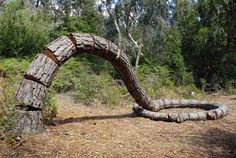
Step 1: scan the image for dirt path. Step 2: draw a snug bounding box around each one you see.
[1,94,236,158]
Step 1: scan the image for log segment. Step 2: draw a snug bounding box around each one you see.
[25,53,58,86]
[45,36,76,64]
[16,79,47,109]
[12,109,44,135]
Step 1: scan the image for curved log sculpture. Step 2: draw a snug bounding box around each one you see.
[14,33,229,135]
[133,99,228,123]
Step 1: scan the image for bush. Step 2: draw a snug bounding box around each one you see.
[0,58,58,130]
[74,72,126,105]
[43,88,58,118]
[0,58,29,129]
[52,57,91,92]
[136,64,174,98]
[136,64,203,99]
[52,57,127,106]
[0,0,53,57]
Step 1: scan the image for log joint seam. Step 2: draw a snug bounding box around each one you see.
[43,49,60,66]
[90,34,96,50]
[24,74,51,87]
[67,33,77,50]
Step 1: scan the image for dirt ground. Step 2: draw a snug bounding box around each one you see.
[0,94,236,158]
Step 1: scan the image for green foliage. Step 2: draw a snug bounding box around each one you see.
[43,88,58,118]
[143,25,194,86]
[0,58,29,129]
[0,0,52,57]
[74,72,126,105]
[54,0,103,37]
[0,58,58,129]
[0,78,17,129]
[136,64,201,99]
[175,0,236,91]
[0,58,29,79]
[162,28,194,85]
[52,57,87,92]
[52,57,126,106]
[55,14,103,36]
[136,64,172,98]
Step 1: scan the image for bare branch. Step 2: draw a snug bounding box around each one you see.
[101,0,122,58]
[0,0,5,6]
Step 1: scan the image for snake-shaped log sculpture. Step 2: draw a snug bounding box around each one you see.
[14,33,228,134]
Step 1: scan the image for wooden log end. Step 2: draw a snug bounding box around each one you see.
[43,49,60,66]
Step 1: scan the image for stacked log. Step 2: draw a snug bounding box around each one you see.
[14,35,77,135]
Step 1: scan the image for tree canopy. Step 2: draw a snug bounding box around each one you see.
[0,0,235,91]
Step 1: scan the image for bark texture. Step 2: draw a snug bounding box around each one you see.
[46,36,76,64]
[14,33,229,136]
[16,78,47,109]
[25,53,58,86]
[12,109,44,135]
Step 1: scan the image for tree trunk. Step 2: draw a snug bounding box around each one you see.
[135,47,142,69]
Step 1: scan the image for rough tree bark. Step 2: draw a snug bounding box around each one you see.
[13,33,229,138]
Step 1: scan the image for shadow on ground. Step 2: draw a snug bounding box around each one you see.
[192,127,236,158]
[47,113,137,126]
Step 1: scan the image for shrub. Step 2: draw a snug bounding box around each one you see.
[0,58,58,130]
[136,64,174,98]
[0,0,52,57]
[52,57,91,92]
[52,57,126,106]
[136,64,203,99]
[0,58,29,130]
[74,71,126,106]
[43,88,58,118]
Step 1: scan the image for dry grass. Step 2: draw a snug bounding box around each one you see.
[0,94,236,158]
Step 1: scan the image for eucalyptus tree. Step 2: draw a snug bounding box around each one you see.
[99,0,169,69]
[196,0,236,90]
[173,0,236,90]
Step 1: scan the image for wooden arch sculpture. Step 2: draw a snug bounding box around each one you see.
[15,33,228,134]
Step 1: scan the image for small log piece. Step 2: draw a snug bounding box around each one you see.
[168,113,179,122]
[46,36,76,64]
[25,53,58,86]
[16,79,47,109]
[177,113,190,123]
[189,112,199,120]
[197,111,207,120]
[10,109,44,138]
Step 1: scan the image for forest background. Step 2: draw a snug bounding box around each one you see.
[0,0,235,127]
